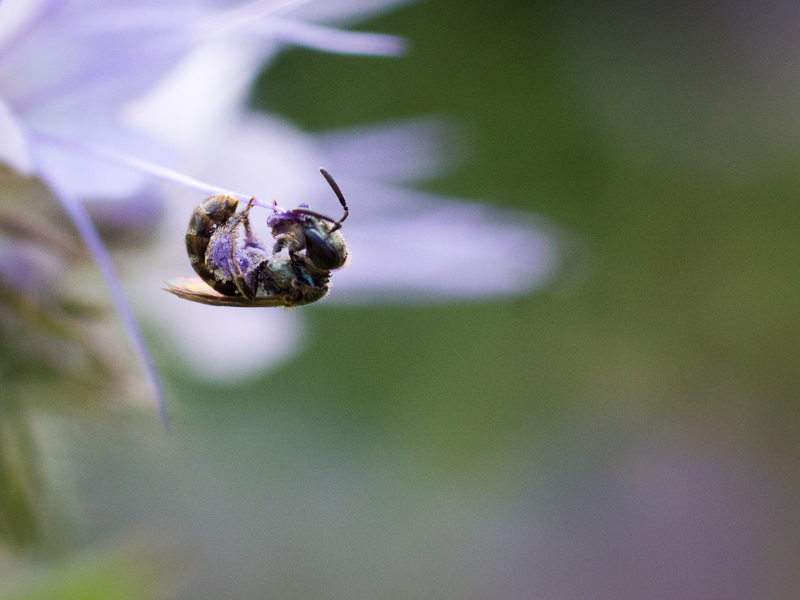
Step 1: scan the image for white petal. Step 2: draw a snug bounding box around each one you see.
[329,185,560,303]
[29,123,179,200]
[255,18,407,55]
[0,0,49,49]
[315,117,463,183]
[0,14,184,112]
[122,39,268,152]
[0,98,34,173]
[287,0,419,23]
[183,114,323,205]
[156,298,306,381]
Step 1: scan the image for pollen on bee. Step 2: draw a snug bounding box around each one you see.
[212,268,229,281]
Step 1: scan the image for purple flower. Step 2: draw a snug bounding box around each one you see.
[0,0,412,424]
[0,0,562,422]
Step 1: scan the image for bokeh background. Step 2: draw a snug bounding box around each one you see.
[3,0,800,598]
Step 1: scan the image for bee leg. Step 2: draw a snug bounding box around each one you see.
[231,262,254,300]
[272,236,285,253]
[228,227,254,300]
[272,234,290,254]
[248,258,270,298]
[272,231,304,255]
[282,288,303,305]
[241,197,266,251]
[243,221,264,250]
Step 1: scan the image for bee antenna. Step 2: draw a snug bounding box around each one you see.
[319,168,349,231]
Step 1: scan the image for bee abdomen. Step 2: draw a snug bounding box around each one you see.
[185,194,240,295]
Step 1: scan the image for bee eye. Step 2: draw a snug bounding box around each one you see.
[305,228,344,270]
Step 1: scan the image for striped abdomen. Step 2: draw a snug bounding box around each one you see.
[185,194,240,295]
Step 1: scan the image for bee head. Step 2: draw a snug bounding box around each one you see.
[304,220,348,270]
[265,169,350,271]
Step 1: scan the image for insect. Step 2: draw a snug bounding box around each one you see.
[165,168,349,307]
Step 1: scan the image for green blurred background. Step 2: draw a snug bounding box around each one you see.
[8,1,800,598]
[252,0,800,471]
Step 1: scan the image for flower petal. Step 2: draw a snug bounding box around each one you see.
[154,299,306,381]
[121,39,266,153]
[0,0,51,50]
[180,114,322,203]
[328,184,561,303]
[285,0,419,23]
[30,130,253,203]
[0,99,34,174]
[0,9,186,113]
[315,117,464,183]
[26,116,182,200]
[34,171,170,425]
[253,18,407,56]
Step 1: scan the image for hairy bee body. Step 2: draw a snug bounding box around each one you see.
[185,194,241,296]
[167,169,350,308]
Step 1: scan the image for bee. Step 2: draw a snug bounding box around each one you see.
[164,168,349,307]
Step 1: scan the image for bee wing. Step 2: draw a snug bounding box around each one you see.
[163,277,288,307]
